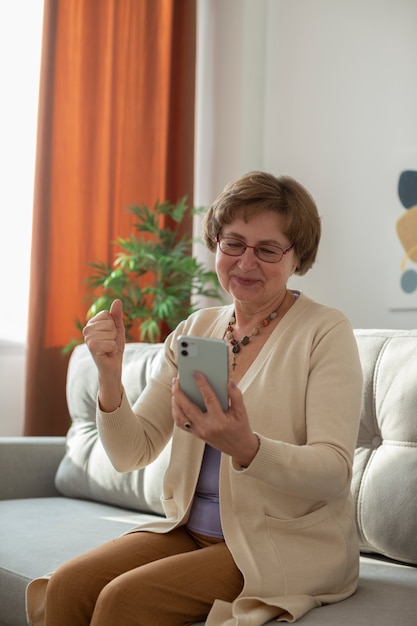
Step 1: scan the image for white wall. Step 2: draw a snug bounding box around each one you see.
[264,0,417,328]
[195,0,417,329]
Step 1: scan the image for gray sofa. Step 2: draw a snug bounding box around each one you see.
[1,329,417,626]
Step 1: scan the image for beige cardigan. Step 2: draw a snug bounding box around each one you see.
[26,293,363,625]
[96,293,363,624]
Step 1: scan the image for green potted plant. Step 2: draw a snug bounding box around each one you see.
[64,197,223,352]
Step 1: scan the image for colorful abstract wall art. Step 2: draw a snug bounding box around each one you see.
[397,170,417,297]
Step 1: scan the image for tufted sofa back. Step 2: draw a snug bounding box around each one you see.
[351,329,417,565]
[57,329,417,566]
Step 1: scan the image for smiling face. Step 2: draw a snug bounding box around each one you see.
[215,210,297,311]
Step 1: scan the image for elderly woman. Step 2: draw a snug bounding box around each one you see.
[43,171,363,625]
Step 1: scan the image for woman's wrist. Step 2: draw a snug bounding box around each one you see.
[98,390,123,413]
[233,433,261,470]
[97,371,123,413]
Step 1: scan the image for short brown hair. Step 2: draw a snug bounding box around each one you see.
[202,170,321,275]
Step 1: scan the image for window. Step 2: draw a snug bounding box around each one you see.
[0,1,43,342]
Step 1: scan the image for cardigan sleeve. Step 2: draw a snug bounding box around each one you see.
[96,342,178,472]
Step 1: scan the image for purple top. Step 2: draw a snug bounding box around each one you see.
[186,444,223,538]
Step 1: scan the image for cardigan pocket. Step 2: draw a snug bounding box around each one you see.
[265,504,348,596]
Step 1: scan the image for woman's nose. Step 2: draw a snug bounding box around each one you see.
[236,246,258,269]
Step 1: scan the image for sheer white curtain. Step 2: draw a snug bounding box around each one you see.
[0,0,43,435]
[0,1,43,343]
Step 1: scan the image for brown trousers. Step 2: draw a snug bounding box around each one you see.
[44,527,244,626]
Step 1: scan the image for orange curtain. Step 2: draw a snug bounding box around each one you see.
[25,0,196,435]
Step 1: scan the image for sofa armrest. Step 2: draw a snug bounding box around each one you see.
[0,436,66,500]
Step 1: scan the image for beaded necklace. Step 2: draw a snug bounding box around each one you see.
[225,290,288,371]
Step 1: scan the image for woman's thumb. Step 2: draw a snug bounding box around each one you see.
[110,299,124,328]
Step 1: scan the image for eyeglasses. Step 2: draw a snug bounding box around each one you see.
[216,235,294,264]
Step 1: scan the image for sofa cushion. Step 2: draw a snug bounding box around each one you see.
[55,342,170,515]
[352,329,417,565]
[0,496,158,626]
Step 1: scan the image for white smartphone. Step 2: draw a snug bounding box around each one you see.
[177,335,229,412]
